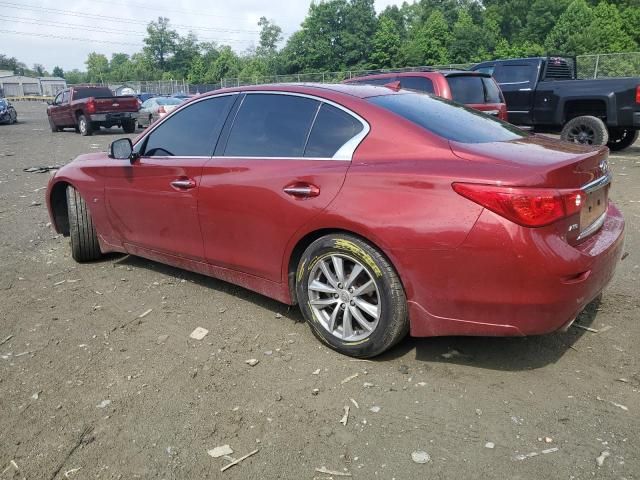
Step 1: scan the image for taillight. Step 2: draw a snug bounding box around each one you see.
[86,98,96,114]
[636,85,640,104]
[158,106,166,114]
[452,183,583,227]
[499,106,508,121]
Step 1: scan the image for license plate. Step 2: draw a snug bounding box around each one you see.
[580,185,608,232]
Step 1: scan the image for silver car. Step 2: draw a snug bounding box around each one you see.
[137,97,184,128]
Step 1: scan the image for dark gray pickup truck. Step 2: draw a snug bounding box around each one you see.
[471,56,640,151]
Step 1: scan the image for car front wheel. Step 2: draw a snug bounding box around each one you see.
[296,234,408,358]
[66,186,102,262]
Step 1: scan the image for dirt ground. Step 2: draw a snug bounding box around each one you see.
[0,102,638,479]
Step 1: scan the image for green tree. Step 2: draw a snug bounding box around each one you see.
[582,2,637,53]
[523,0,571,44]
[545,0,594,54]
[341,0,378,68]
[403,10,451,66]
[85,52,109,83]
[170,33,200,78]
[205,46,241,82]
[143,17,178,70]
[449,9,490,63]
[257,17,283,55]
[52,66,64,78]
[33,63,45,76]
[370,15,403,68]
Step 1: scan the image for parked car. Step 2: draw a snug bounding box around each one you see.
[471,56,640,150]
[137,97,183,127]
[136,92,157,104]
[344,70,508,120]
[0,98,17,124]
[47,86,139,136]
[46,84,625,358]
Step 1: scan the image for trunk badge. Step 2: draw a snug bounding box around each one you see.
[599,159,609,176]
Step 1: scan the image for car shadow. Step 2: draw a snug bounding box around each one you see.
[379,297,602,371]
[112,254,299,318]
[110,254,600,371]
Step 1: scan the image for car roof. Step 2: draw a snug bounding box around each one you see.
[199,82,408,100]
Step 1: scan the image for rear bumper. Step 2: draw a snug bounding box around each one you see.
[90,112,135,122]
[398,202,625,337]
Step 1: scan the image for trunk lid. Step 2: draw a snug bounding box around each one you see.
[449,134,609,189]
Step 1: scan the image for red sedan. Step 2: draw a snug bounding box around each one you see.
[46,84,625,358]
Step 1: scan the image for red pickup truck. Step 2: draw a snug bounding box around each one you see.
[47,86,139,136]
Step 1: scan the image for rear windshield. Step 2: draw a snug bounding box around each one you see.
[349,76,435,94]
[72,87,113,100]
[368,93,526,143]
[447,76,485,104]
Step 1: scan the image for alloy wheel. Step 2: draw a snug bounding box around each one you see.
[307,254,381,342]
[567,124,595,145]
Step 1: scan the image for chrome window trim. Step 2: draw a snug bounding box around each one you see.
[225,90,370,161]
[582,172,612,193]
[133,89,371,162]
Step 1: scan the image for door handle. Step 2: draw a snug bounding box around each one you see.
[283,183,320,198]
[170,178,196,189]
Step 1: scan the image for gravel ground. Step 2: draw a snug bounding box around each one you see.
[1,102,639,479]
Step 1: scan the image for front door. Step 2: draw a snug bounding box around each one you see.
[104,94,236,260]
[198,93,368,282]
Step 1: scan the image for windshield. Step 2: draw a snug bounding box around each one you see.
[157,97,183,105]
[368,92,527,143]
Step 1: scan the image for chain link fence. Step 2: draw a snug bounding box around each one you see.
[73,52,640,95]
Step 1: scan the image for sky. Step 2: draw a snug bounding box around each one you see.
[1,0,403,72]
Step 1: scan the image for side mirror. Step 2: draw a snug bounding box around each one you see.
[46,100,52,106]
[109,138,138,162]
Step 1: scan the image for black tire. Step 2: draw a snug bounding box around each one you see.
[78,114,93,136]
[122,118,136,133]
[607,128,639,151]
[66,186,102,262]
[48,116,60,132]
[296,234,408,358]
[560,115,609,146]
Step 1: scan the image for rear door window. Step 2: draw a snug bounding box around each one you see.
[396,76,434,93]
[141,95,235,157]
[304,104,364,158]
[447,76,485,104]
[494,65,536,85]
[224,94,319,157]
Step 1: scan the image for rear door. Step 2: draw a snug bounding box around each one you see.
[198,92,368,281]
[492,62,540,125]
[104,95,235,260]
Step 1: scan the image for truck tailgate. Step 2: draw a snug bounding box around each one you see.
[94,96,139,113]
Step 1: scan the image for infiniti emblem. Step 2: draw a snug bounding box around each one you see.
[599,159,609,176]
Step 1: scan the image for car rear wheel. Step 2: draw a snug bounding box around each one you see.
[296,234,408,358]
[122,118,136,133]
[561,116,608,146]
[78,114,93,136]
[607,128,639,151]
[66,186,102,262]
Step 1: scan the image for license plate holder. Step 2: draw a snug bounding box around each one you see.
[580,185,608,233]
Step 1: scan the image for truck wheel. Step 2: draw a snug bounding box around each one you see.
[66,186,102,262]
[78,114,93,136]
[122,119,136,133]
[607,128,639,151]
[296,234,408,358]
[48,117,60,132]
[561,116,608,146]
